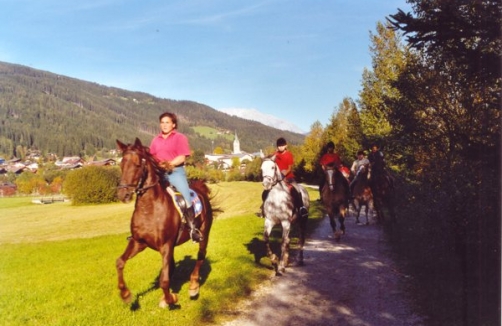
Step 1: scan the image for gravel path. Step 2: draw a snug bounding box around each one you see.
[221,212,427,326]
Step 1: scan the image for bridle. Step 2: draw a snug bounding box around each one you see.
[117,149,159,196]
[262,158,284,188]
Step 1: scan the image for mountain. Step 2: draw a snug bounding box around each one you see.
[0,61,305,158]
[218,108,306,134]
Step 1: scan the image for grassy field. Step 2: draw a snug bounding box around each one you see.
[192,126,233,141]
[0,182,321,325]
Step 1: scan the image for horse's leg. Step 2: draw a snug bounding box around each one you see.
[158,242,178,308]
[328,209,337,234]
[297,214,307,266]
[188,241,208,298]
[373,199,382,224]
[264,219,278,273]
[354,199,361,224]
[339,205,346,235]
[364,203,369,225]
[278,221,291,274]
[116,239,147,303]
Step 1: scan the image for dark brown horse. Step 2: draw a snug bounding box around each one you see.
[351,164,373,225]
[115,138,214,308]
[321,165,350,241]
[369,165,396,224]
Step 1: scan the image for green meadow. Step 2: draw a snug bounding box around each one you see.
[0,182,321,325]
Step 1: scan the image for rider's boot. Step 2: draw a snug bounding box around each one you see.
[299,205,308,218]
[186,205,203,242]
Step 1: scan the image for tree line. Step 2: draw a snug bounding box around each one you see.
[0,62,305,159]
[291,2,499,324]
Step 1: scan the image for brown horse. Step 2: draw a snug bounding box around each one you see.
[321,165,350,241]
[351,164,373,225]
[369,165,396,224]
[115,138,214,308]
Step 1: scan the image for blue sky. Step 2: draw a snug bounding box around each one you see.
[0,0,410,133]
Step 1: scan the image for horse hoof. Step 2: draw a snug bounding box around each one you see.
[159,300,168,309]
[120,290,132,304]
[334,230,342,241]
[159,293,178,308]
[189,286,200,298]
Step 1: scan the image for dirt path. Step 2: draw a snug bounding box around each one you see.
[221,212,427,326]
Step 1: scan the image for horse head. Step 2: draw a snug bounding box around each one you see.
[356,163,370,180]
[261,157,282,190]
[116,138,159,203]
[324,163,339,191]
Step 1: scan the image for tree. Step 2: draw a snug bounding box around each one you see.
[188,149,206,167]
[300,121,324,173]
[324,98,362,165]
[387,2,501,324]
[358,21,409,153]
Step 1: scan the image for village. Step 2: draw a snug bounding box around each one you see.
[0,132,263,197]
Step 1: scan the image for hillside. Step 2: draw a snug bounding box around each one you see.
[0,61,305,158]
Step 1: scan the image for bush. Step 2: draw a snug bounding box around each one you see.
[63,166,121,205]
[15,171,48,195]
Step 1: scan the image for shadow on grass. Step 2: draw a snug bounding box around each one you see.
[129,256,212,311]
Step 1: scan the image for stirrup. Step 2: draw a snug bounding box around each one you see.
[299,206,308,218]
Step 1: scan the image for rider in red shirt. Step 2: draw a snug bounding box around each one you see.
[318,141,349,199]
[256,137,308,218]
[320,142,342,169]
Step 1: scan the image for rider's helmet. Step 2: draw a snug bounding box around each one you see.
[276,137,287,147]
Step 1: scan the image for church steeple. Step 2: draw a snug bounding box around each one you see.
[233,131,241,154]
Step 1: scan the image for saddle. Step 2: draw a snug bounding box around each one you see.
[165,186,203,223]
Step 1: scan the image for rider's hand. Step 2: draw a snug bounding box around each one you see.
[159,160,174,172]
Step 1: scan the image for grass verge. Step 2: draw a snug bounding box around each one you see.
[0,182,321,325]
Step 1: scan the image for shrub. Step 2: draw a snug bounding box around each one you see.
[63,166,121,205]
[15,171,48,195]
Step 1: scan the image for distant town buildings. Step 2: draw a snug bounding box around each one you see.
[204,132,263,170]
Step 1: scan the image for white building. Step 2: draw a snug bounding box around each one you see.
[205,132,258,169]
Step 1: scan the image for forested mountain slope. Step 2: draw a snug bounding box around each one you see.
[0,61,304,158]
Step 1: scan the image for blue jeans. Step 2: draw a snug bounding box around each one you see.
[163,166,192,208]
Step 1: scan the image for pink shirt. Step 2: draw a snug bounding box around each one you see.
[149,130,191,162]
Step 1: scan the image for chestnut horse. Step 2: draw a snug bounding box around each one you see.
[115,138,214,308]
[351,164,373,225]
[321,165,350,241]
[260,157,309,274]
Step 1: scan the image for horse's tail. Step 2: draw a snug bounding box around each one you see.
[189,179,223,217]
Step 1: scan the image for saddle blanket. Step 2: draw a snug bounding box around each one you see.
[166,187,203,219]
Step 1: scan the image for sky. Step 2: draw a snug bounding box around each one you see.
[0,0,411,133]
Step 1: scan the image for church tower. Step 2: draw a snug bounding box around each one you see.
[233,131,241,154]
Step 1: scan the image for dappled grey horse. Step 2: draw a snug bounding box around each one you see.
[260,157,309,274]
